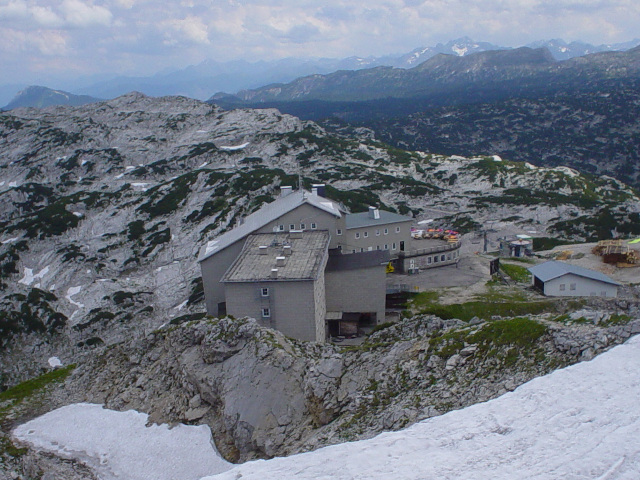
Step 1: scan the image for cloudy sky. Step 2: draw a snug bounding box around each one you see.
[0,0,639,86]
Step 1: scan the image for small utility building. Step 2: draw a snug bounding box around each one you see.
[528,261,619,298]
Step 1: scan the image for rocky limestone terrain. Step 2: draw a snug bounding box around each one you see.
[2,93,640,391]
[1,93,640,478]
[3,304,640,478]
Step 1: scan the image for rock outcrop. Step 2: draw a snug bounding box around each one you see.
[53,310,640,462]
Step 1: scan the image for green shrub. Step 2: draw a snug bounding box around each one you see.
[500,263,531,283]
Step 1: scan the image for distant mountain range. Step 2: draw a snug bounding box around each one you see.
[212,46,640,105]
[210,45,640,189]
[2,37,639,109]
[2,86,101,111]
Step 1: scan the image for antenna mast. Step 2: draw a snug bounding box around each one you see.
[298,157,306,199]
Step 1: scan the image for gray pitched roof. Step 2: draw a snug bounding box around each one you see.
[222,231,330,282]
[198,190,344,262]
[528,261,619,286]
[345,210,413,229]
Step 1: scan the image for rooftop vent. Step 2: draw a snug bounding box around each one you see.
[259,245,268,255]
[289,229,303,239]
[281,186,293,197]
[311,183,326,197]
[283,245,292,256]
[270,268,278,279]
[369,206,380,219]
[276,256,286,267]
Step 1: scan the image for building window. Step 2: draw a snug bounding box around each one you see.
[261,288,269,297]
[311,223,317,229]
[364,231,368,238]
[570,283,576,291]
[384,228,388,235]
[392,242,397,250]
[601,291,607,297]
[355,232,360,239]
[352,249,356,253]
[559,284,566,291]
[376,245,381,250]
[428,257,432,264]
[384,244,388,250]
[300,223,306,230]
[434,256,439,263]
[441,254,445,262]
[395,226,401,233]
[289,224,295,231]
[376,229,380,236]
[447,253,452,260]
[360,248,364,252]
[278,225,284,231]
[337,229,342,235]
[262,308,271,318]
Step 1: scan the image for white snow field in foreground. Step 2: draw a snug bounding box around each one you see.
[13,403,231,480]
[13,336,640,480]
[206,336,640,480]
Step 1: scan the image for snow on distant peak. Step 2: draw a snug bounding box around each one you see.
[452,45,468,56]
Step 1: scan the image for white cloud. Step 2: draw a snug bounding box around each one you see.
[60,0,112,27]
[0,27,68,55]
[162,15,210,45]
[0,0,29,19]
[31,5,63,27]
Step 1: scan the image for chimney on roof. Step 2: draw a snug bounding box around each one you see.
[270,268,278,279]
[276,256,286,267]
[369,206,380,219]
[259,245,268,255]
[281,186,293,197]
[289,229,303,239]
[283,245,292,256]
[311,183,326,197]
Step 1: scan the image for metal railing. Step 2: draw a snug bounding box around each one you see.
[400,241,461,258]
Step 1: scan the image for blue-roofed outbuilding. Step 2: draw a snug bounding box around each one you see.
[528,261,619,298]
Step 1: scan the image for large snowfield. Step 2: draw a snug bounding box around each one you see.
[14,336,640,480]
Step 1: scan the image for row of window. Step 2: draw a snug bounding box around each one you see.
[353,226,401,239]
[278,223,317,231]
[275,225,402,237]
[424,251,458,265]
[558,283,577,291]
[351,243,397,253]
